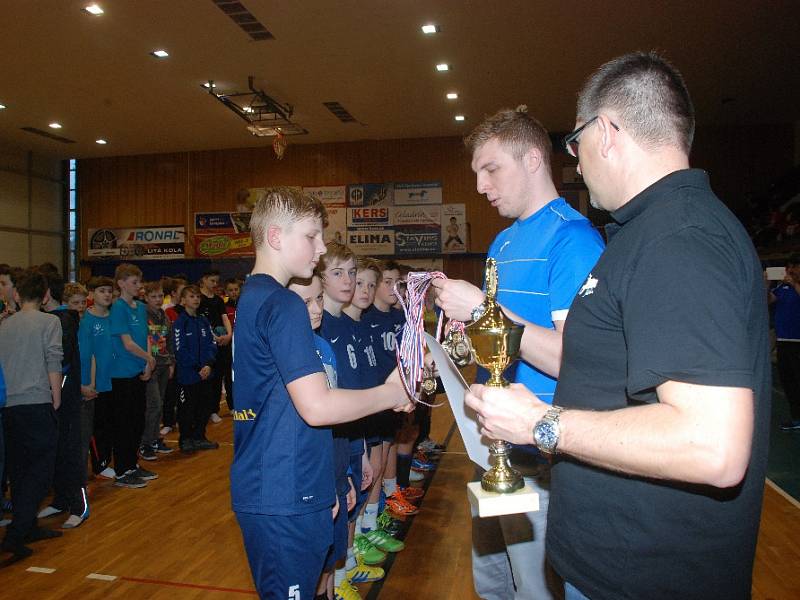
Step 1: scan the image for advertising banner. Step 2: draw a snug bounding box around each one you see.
[441,204,467,253]
[193,233,253,258]
[347,206,392,227]
[391,205,441,227]
[303,185,346,207]
[88,226,185,260]
[195,212,251,233]
[394,181,442,205]
[347,183,393,208]
[394,226,442,257]
[325,207,347,244]
[347,228,395,255]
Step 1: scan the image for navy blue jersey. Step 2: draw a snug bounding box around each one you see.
[772,283,800,340]
[314,335,350,496]
[342,313,382,389]
[361,306,405,380]
[230,274,334,516]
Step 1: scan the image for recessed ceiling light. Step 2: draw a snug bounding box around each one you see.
[49,122,62,129]
[84,3,104,15]
[151,49,169,58]
[455,115,466,122]
[0,103,6,110]
[446,92,458,100]
[95,139,107,145]
[436,63,450,72]
[421,24,439,34]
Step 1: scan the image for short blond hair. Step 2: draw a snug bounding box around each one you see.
[315,241,355,278]
[250,187,328,250]
[63,282,88,300]
[114,263,142,284]
[465,105,552,169]
[357,257,382,280]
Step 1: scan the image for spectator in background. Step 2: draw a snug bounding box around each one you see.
[0,270,63,561]
[223,277,241,410]
[770,254,800,430]
[0,264,17,325]
[197,270,232,423]
[63,282,88,318]
[161,275,188,436]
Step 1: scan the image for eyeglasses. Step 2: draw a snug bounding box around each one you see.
[563,116,620,158]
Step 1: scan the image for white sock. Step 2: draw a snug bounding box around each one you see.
[355,513,364,533]
[345,547,357,571]
[334,567,347,587]
[383,477,397,497]
[362,503,379,532]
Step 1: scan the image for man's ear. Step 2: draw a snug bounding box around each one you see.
[598,115,618,159]
[523,147,542,174]
[267,224,282,250]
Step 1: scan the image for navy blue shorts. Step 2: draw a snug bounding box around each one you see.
[324,492,349,570]
[348,453,367,523]
[236,510,333,599]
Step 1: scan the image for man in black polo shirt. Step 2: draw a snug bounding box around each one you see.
[465,52,770,600]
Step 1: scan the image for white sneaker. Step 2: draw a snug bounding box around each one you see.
[62,514,87,529]
[37,505,64,519]
[210,413,222,424]
[98,467,116,479]
[0,519,10,527]
[160,426,172,435]
[409,469,425,482]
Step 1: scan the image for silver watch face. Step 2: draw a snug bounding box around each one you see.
[534,420,559,452]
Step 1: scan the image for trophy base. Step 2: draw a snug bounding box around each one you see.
[481,467,525,494]
[467,481,540,517]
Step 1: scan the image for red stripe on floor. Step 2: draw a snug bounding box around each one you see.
[120,576,257,595]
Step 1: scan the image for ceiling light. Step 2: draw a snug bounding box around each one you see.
[436,63,450,72]
[0,103,6,110]
[446,92,458,100]
[421,24,439,34]
[151,49,169,58]
[95,139,107,145]
[455,115,466,122]
[203,82,216,88]
[49,122,62,129]
[83,3,104,15]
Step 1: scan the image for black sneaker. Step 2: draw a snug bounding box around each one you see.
[131,467,158,481]
[780,420,800,431]
[154,438,174,454]
[139,445,157,461]
[180,439,196,454]
[193,438,219,450]
[1,539,33,561]
[24,527,63,543]
[113,473,147,488]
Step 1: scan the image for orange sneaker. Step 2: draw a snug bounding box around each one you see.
[397,486,424,502]
[385,493,419,517]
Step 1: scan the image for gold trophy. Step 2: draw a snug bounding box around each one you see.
[462,258,525,493]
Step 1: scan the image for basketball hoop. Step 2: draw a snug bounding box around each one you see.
[273,132,288,160]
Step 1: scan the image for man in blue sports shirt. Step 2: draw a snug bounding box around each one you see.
[433,106,604,600]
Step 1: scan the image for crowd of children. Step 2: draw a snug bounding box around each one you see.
[0,262,242,560]
[0,188,445,599]
[230,188,443,600]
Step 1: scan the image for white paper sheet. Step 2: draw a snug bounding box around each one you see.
[424,333,491,471]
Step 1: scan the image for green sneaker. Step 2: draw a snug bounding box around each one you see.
[364,528,405,552]
[353,533,387,565]
[377,510,402,536]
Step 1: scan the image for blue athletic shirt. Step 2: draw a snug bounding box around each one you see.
[230,274,334,516]
[487,197,604,401]
[772,283,800,340]
[362,306,405,379]
[315,335,350,496]
[109,298,149,378]
[78,311,113,392]
[320,310,370,456]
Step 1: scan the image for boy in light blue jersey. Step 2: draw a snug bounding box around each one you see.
[230,188,409,600]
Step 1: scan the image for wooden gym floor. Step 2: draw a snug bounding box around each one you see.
[0,401,798,599]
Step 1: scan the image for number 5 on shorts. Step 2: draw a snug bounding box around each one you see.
[288,584,300,600]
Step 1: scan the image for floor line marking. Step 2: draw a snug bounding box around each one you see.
[26,566,56,574]
[766,477,800,510]
[120,576,257,595]
[86,573,118,581]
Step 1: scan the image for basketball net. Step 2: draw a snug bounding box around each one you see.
[273,132,287,160]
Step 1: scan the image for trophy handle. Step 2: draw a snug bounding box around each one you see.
[485,258,498,303]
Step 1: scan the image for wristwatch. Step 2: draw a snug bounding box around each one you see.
[533,406,564,454]
[470,302,487,323]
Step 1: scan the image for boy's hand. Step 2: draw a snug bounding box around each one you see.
[169,365,175,379]
[216,333,232,346]
[146,355,157,371]
[361,454,374,491]
[53,397,61,410]
[140,363,153,381]
[332,495,340,520]
[346,479,357,511]
[81,385,98,400]
[199,365,211,380]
